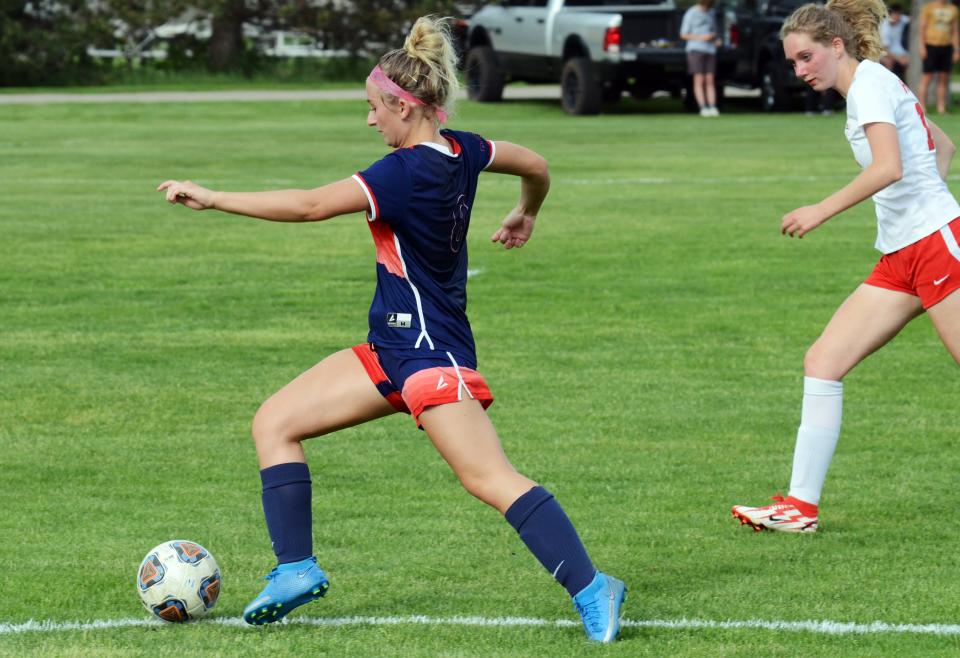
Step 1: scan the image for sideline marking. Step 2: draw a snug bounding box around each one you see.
[2,615,960,636]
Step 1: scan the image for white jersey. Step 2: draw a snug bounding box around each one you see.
[844,59,960,253]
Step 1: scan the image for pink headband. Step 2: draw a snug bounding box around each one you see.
[368,65,448,123]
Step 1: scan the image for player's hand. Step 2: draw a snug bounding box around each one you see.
[781,204,827,238]
[491,206,536,249]
[953,50,959,63]
[156,180,215,210]
[920,45,927,59]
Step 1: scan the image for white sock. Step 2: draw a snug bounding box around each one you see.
[788,376,843,506]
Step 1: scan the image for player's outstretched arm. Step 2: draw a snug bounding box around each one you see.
[486,141,550,249]
[781,122,902,238]
[156,178,368,222]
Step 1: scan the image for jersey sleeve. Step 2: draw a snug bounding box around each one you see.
[850,74,898,128]
[353,153,411,223]
[459,131,496,171]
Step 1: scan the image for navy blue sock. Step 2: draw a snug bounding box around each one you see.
[260,462,313,565]
[505,486,596,597]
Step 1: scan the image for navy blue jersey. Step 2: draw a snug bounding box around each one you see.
[352,129,495,360]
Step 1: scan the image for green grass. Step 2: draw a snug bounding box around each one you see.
[1,96,959,657]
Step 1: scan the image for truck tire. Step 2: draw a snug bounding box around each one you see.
[760,63,790,112]
[561,57,602,115]
[465,46,504,102]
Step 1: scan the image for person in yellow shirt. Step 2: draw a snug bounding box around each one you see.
[919,0,960,113]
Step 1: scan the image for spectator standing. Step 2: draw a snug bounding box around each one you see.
[918,0,960,113]
[880,3,910,78]
[681,0,721,116]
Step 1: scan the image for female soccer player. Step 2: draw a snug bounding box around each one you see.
[157,16,625,642]
[731,0,960,533]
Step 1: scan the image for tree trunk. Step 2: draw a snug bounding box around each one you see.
[208,0,246,72]
[907,0,923,100]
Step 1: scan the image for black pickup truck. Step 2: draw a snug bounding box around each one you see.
[464,0,735,114]
[721,0,808,110]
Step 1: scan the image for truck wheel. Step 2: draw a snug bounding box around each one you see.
[465,46,504,102]
[760,64,789,112]
[561,57,602,115]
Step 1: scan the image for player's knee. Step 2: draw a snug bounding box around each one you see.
[457,470,488,499]
[803,343,844,381]
[251,399,293,447]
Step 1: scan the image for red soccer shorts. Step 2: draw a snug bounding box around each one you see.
[351,343,493,427]
[865,217,960,309]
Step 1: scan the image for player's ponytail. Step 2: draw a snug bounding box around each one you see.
[826,0,886,61]
[780,0,886,61]
[376,16,459,121]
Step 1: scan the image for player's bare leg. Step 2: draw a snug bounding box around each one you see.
[252,348,398,468]
[245,348,398,625]
[927,288,960,363]
[420,400,626,642]
[733,285,923,532]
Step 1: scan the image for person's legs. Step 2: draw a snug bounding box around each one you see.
[734,285,923,532]
[920,72,934,110]
[935,71,950,113]
[692,72,707,109]
[253,348,399,468]
[927,289,960,363]
[419,400,625,641]
[245,348,399,624]
[705,72,717,109]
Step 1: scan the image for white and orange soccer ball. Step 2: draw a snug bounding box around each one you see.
[136,540,221,622]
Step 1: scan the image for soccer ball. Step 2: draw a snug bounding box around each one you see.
[136,540,221,622]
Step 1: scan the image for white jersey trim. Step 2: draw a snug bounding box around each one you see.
[351,174,377,222]
[418,141,459,157]
[392,233,435,350]
[484,140,496,170]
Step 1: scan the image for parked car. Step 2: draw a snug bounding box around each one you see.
[464,0,734,115]
[722,0,807,111]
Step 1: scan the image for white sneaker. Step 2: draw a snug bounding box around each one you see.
[709,107,720,116]
[732,494,819,533]
[699,107,711,117]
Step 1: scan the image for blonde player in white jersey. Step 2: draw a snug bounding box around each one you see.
[732,0,960,533]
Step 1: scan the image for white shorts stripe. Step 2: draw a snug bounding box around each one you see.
[940,222,960,262]
[445,351,475,401]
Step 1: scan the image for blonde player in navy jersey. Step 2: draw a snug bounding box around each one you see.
[732,0,960,533]
[157,16,625,643]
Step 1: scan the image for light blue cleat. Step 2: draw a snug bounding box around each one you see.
[243,557,329,625]
[572,571,627,643]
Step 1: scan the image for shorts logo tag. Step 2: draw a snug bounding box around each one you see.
[386,312,413,328]
[934,275,950,286]
[436,375,449,390]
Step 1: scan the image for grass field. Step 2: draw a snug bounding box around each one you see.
[2,93,959,657]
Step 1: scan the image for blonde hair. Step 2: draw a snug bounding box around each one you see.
[780,0,887,61]
[377,16,460,120]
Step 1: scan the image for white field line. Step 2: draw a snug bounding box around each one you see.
[2,615,960,636]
